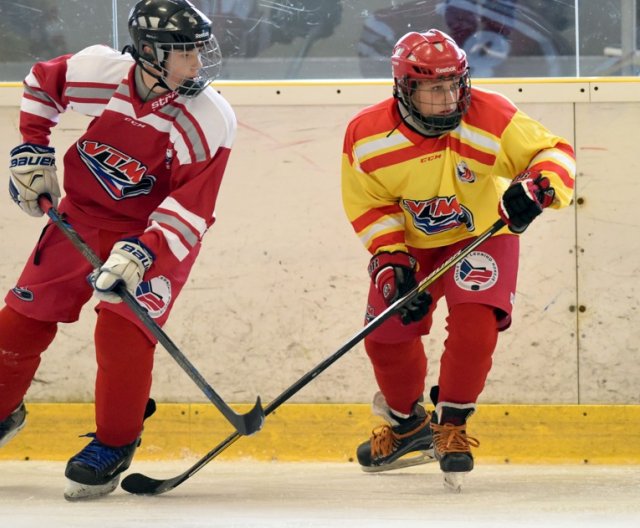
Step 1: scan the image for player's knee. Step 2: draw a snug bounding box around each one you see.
[447,303,498,354]
[0,305,57,355]
[365,337,425,366]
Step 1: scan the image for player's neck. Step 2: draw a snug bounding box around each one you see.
[135,66,170,101]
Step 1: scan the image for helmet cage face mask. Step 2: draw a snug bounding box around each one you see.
[147,37,222,98]
[395,72,471,134]
[392,30,471,134]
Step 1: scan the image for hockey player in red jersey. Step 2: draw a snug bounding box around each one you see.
[341,29,575,491]
[0,0,235,500]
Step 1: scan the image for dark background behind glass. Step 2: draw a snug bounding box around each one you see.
[0,0,638,81]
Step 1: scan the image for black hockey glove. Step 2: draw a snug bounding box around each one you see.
[498,170,555,233]
[368,251,432,325]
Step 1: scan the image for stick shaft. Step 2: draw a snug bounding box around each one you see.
[123,217,506,493]
[39,199,264,435]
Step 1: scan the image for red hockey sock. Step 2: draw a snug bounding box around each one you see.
[94,309,155,446]
[438,303,498,404]
[364,337,427,415]
[0,306,57,419]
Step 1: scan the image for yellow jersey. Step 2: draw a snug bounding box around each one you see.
[341,87,575,254]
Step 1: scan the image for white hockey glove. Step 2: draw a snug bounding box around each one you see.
[91,239,155,303]
[9,143,61,217]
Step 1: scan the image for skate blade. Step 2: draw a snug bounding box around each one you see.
[64,476,120,501]
[0,421,26,449]
[443,471,468,492]
[361,449,436,473]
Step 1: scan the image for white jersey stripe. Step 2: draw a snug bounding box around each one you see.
[160,105,208,163]
[107,97,173,133]
[23,84,59,108]
[20,98,60,123]
[355,132,411,161]
[145,221,190,261]
[149,211,199,246]
[456,124,501,153]
[530,148,576,173]
[157,196,208,237]
[358,214,404,247]
[65,86,117,101]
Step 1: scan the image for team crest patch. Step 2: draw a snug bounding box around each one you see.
[455,161,476,183]
[454,251,498,291]
[11,286,34,301]
[403,196,475,235]
[77,141,156,200]
[135,276,172,318]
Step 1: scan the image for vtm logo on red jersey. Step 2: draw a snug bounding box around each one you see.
[403,196,475,235]
[77,141,156,200]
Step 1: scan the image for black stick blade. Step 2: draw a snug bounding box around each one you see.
[233,396,265,436]
[121,472,182,496]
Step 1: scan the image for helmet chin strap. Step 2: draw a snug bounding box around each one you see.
[396,97,443,137]
[126,44,172,99]
[132,65,168,102]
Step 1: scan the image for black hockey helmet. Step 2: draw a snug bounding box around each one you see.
[126,0,222,97]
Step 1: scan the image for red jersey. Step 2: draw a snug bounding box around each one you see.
[19,44,236,265]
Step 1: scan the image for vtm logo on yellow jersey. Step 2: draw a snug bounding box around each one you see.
[402,196,475,235]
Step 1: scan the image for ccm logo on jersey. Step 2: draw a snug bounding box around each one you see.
[403,196,475,235]
[77,141,156,200]
[124,117,146,128]
[420,153,442,163]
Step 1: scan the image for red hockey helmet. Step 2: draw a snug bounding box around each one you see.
[391,30,471,134]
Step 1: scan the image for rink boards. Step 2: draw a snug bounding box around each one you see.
[2,402,639,464]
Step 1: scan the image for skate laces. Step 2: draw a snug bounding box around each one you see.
[71,433,133,471]
[370,415,430,458]
[431,423,480,454]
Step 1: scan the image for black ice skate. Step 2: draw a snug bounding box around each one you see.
[357,393,434,472]
[431,402,480,492]
[0,402,27,449]
[64,398,156,501]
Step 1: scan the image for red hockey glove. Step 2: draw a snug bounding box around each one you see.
[498,170,555,233]
[368,251,432,325]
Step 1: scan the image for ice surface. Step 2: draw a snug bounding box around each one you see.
[2,460,639,528]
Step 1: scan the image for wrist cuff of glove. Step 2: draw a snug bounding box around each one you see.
[10,143,55,157]
[368,251,417,280]
[113,238,155,271]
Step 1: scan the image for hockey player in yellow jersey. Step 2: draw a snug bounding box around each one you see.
[341,29,575,491]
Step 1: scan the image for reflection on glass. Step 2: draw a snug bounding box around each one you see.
[1,0,639,81]
[0,0,114,81]
[358,0,575,77]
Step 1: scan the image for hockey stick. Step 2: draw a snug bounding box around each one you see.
[120,218,507,495]
[38,197,265,436]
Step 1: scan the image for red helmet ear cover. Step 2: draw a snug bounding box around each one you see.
[391,30,468,82]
